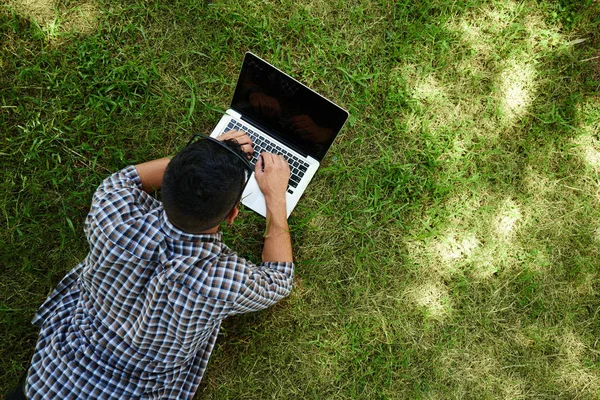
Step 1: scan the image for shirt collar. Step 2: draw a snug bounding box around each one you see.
[159,210,222,243]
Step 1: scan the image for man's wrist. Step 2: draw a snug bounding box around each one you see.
[264,195,286,212]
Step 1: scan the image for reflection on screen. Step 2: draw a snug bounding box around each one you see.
[231,53,348,161]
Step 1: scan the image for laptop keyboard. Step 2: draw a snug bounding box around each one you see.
[224,120,309,194]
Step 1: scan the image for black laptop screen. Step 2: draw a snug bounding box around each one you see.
[231,53,348,162]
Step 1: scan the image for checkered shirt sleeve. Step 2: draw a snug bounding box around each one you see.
[230,259,294,314]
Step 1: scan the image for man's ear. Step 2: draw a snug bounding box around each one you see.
[225,205,240,225]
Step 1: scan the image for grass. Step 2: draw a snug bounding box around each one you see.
[1,0,600,398]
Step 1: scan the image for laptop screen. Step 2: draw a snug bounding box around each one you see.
[231,53,348,162]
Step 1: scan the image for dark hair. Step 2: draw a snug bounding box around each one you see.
[161,139,248,233]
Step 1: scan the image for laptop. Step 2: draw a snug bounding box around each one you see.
[210,52,349,218]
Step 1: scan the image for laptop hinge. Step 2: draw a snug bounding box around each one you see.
[227,109,242,120]
[232,111,310,158]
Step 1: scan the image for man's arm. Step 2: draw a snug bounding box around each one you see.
[134,157,171,193]
[254,153,293,263]
[229,153,293,315]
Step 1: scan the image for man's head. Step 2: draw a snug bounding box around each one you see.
[161,138,249,233]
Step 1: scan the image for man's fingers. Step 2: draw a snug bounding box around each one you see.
[241,143,254,158]
[273,153,286,165]
[236,133,253,146]
[262,152,274,165]
[254,154,264,174]
[257,153,289,171]
[257,152,272,172]
[219,130,254,158]
[220,130,252,144]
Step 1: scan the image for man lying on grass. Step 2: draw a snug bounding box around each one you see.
[8,131,293,400]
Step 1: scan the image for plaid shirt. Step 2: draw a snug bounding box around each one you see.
[26,166,294,399]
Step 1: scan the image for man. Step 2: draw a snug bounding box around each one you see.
[10,130,293,399]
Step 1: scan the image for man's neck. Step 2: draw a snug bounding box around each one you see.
[170,220,220,235]
[199,226,219,234]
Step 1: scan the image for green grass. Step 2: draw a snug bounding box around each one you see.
[2,0,600,398]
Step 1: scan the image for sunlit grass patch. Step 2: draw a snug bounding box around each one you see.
[445,0,521,58]
[572,98,600,175]
[60,2,99,35]
[6,0,55,27]
[406,282,452,321]
[493,197,523,240]
[573,132,600,172]
[436,233,480,272]
[447,0,564,59]
[6,0,100,39]
[443,0,573,138]
[411,73,448,106]
[496,56,537,125]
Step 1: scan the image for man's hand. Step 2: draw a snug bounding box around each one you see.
[218,130,254,158]
[254,153,290,202]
